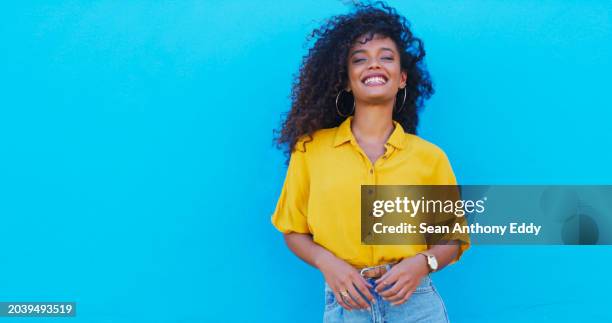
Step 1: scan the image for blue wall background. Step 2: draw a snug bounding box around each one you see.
[1,1,611,322]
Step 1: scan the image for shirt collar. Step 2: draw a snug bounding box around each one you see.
[333,116,406,149]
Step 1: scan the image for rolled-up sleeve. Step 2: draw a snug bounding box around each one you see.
[271,146,310,234]
[431,150,471,264]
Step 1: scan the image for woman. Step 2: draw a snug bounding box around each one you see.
[271,2,469,322]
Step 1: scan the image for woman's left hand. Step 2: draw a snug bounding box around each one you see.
[374,255,429,306]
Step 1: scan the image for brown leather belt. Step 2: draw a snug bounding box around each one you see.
[358,262,397,279]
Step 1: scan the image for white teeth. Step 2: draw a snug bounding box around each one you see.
[364,76,387,85]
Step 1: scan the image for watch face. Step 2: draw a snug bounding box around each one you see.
[429,256,438,271]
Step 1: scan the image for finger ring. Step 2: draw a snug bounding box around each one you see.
[340,290,350,298]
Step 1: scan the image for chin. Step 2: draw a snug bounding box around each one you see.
[358,92,394,104]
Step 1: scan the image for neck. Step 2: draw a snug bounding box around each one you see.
[351,104,395,144]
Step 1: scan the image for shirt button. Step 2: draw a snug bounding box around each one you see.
[369,169,374,174]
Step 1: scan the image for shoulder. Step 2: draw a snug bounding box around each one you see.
[293,127,337,153]
[404,133,450,163]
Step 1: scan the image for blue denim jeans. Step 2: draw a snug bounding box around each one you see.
[323,275,449,323]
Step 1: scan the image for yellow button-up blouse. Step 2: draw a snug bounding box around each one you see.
[271,116,470,268]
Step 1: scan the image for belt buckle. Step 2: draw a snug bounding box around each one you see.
[359,263,392,278]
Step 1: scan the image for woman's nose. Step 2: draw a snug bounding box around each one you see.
[367,60,382,69]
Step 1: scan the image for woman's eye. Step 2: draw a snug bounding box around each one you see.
[352,57,393,63]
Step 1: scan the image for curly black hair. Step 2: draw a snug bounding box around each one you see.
[275,1,434,159]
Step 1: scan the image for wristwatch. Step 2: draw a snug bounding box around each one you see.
[418,252,438,272]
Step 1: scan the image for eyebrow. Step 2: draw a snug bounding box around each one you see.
[350,47,395,57]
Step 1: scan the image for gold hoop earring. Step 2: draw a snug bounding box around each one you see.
[335,89,355,117]
[395,87,407,114]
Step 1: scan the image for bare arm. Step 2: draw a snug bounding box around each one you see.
[283,232,374,310]
[283,232,335,269]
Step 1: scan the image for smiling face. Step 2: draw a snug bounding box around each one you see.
[346,33,407,106]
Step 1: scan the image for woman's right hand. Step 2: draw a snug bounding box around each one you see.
[316,253,375,310]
